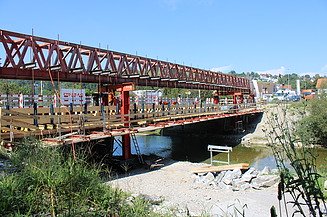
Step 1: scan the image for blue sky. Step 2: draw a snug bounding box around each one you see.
[0,0,326,76]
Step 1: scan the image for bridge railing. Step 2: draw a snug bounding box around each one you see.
[0,94,93,109]
[0,102,258,141]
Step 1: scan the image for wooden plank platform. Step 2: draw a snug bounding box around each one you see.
[191,163,249,173]
[0,104,262,144]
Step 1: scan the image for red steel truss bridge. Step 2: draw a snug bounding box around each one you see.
[0,29,260,161]
[0,29,250,93]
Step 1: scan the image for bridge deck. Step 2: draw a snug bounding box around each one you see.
[0,103,262,145]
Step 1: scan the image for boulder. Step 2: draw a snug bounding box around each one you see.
[271,168,279,175]
[251,182,261,190]
[191,174,198,181]
[194,175,205,184]
[222,169,242,185]
[260,166,271,175]
[218,181,232,190]
[232,169,242,179]
[208,181,217,187]
[261,175,279,187]
[232,179,248,191]
[203,172,215,184]
[251,175,279,188]
[241,167,258,182]
[240,182,251,191]
[222,170,233,185]
[232,186,240,191]
[215,170,226,184]
[141,194,164,205]
[232,179,248,188]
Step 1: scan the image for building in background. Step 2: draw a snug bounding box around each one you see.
[316,78,327,94]
[132,89,163,105]
[252,80,277,102]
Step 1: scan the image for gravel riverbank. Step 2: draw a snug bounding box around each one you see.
[241,106,271,146]
[109,160,297,216]
[109,106,304,216]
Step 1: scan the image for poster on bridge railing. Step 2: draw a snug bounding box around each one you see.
[60,89,86,105]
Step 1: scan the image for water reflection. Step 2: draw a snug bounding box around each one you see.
[113,135,172,158]
[113,134,327,170]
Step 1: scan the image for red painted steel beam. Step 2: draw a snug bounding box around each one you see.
[0,29,251,93]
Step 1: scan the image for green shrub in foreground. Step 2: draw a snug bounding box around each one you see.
[0,139,158,216]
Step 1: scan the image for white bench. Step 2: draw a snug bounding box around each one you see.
[208,145,233,165]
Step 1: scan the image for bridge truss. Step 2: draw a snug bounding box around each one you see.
[0,29,250,93]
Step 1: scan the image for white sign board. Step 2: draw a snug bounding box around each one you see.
[60,89,86,105]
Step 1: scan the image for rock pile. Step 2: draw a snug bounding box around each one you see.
[193,166,279,191]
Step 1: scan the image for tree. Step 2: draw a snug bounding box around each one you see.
[229,70,237,75]
[297,96,327,146]
[277,73,299,89]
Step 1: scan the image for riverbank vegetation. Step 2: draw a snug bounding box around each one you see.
[0,139,164,216]
[296,95,327,147]
[265,102,327,216]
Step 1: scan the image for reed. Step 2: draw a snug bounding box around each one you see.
[265,105,327,216]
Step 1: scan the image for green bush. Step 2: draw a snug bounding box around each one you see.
[297,96,327,146]
[0,139,158,216]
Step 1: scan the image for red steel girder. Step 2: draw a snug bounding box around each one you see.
[0,29,250,93]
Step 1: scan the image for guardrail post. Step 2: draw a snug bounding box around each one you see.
[83,102,87,114]
[6,93,9,110]
[133,103,137,119]
[33,102,38,126]
[101,104,105,130]
[168,102,171,115]
[116,101,120,114]
[152,103,155,118]
[69,103,73,114]
[101,104,105,119]
[141,98,145,119]
[50,104,54,125]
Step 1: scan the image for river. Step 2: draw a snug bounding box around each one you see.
[113,134,327,170]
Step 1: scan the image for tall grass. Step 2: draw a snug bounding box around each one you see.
[265,105,327,216]
[0,138,161,216]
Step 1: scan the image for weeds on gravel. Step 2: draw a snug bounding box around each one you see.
[0,138,161,216]
[264,105,327,216]
[216,199,247,217]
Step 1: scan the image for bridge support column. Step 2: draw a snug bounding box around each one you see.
[103,83,135,160]
[122,134,131,160]
[121,89,131,160]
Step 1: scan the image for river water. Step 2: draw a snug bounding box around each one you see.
[113,134,327,170]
